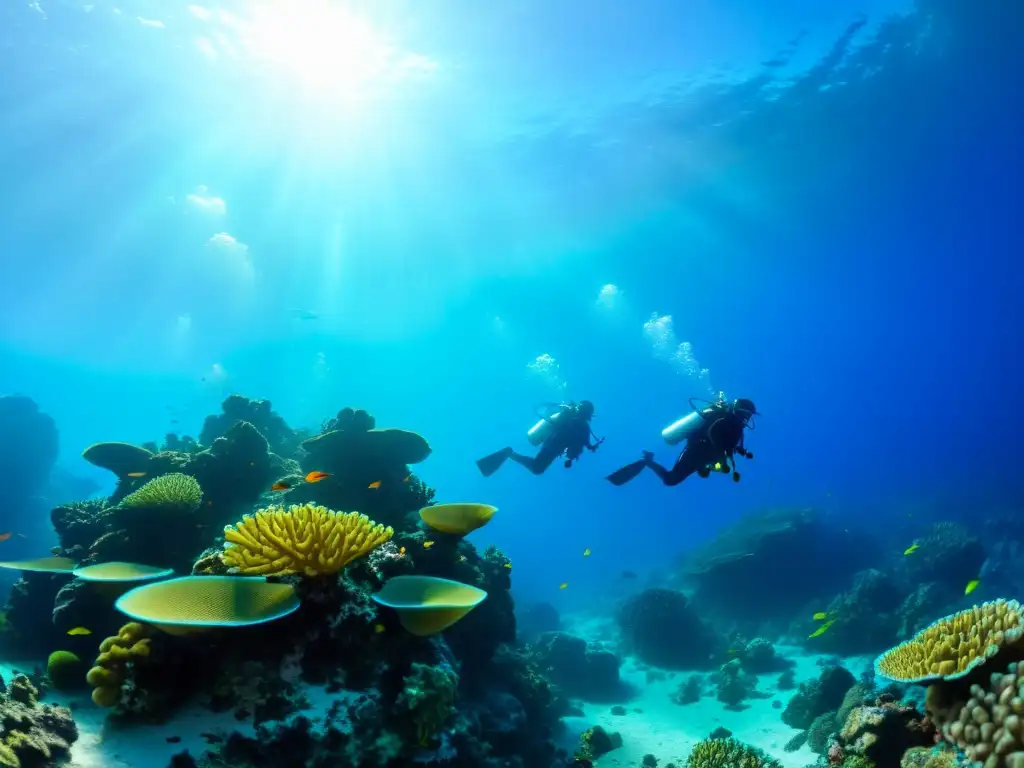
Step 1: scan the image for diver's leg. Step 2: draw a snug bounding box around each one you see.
[646,457,691,486]
[508,443,561,475]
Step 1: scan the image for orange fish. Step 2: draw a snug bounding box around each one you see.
[126,472,147,478]
[305,471,331,483]
[0,533,11,542]
[271,482,291,492]
[368,481,382,490]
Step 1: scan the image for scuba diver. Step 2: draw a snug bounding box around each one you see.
[476,400,604,477]
[606,396,757,487]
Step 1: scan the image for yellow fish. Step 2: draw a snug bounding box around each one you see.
[67,627,92,636]
[368,481,382,490]
[559,582,569,590]
[808,619,836,639]
[504,562,512,569]
[423,541,434,549]
[904,544,919,556]
[583,548,591,557]
[399,547,406,556]
[813,612,829,621]
[965,579,980,596]
[374,623,385,633]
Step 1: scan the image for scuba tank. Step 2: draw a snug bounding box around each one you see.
[661,409,707,446]
[661,397,720,445]
[527,404,570,446]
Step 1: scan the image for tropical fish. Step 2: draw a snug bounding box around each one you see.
[559,582,569,590]
[0,533,11,543]
[504,563,512,569]
[808,619,837,639]
[374,624,385,634]
[965,579,980,595]
[368,481,382,490]
[583,548,591,557]
[271,482,291,492]
[813,612,830,621]
[458,555,467,563]
[398,547,406,556]
[423,541,434,549]
[904,544,920,556]
[305,471,331,483]
[67,627,92,636]
[127,472,147,478]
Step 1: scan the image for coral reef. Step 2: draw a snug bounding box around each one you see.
[576,725,623,761]
[672,675,705,705]
[0,673,78,767]
[618,588,718,670]
[832,695,935,768]
[902,523,986,592]
[87,622,152,707]
[741,638,792,674]
[716,659,761,710]
[805,569,903,656]
[686,737,781,768]
[782,665,856,730]
[200,395,302,459]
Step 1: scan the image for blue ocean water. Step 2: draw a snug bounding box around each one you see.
[0,1,1021,764]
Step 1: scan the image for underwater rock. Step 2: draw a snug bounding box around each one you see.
[782,665,856,730]
[901,522,985,592]
[200,394,300,459]
[671,675,705,705]
[805,569,903,655]
[577,725,623,760]
[50,499,108,553]
[740,638,792,674]
[533,632,626,702]
[716,659,761,710]
[0,571,73,655]
[683,508,876,624]
[0,395,59,502]
[895,582,953,639]
[618,588,718,670]
[517,601,561,639]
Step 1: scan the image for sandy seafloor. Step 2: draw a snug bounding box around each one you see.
[1,620,873,768]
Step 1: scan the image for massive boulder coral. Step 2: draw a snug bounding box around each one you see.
[618,588,718,670]
[782,665,856,729]
[681,508,875,623]
[532,631,626,702]
[936,661,1024,768]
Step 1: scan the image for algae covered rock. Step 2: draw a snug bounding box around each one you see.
[782,665,856,729]
[618,588,718,670]
[533,631,625,701]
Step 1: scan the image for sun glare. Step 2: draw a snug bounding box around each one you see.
[241,2,392,99]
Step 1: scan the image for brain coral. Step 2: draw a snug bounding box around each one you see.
[222,503,393,576]
[875,599,1024,684]
[938,661,1024,768]
[121,473,203,512]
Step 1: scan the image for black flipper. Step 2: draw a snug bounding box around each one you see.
[606,459,648,486]
[476,448,512,477]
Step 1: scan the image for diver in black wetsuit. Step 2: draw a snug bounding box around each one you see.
[477,400,603,476]
[607,397,757,486]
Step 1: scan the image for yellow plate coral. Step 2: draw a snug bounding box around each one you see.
[115,576,300,634]
[373,575,487,636]
[222,504,393,576]
[73,562,174,582]
[874,598,1024,683]
[0,556,77,573]
[419,503,497,536]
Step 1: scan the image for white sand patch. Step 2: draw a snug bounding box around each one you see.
[562,646,875,768]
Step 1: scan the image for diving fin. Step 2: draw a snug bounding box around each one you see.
[477,447,513,477]
[606,459,648,486]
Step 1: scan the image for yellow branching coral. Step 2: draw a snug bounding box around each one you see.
[87,622,152,708]
[222,504,394,577]
[121,473,203,512]
[874,599,1024,683]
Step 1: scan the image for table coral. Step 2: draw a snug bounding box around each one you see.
[875,599,1024,684]
[222,504,393,576]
